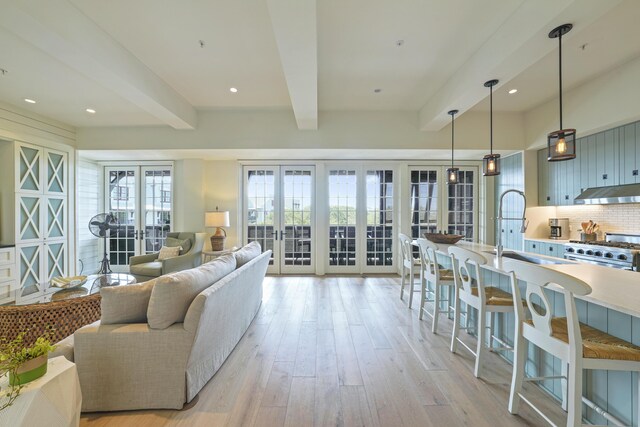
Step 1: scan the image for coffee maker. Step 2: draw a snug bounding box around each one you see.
[549,218,570,240]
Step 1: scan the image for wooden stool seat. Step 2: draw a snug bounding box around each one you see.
[470,286,516,306]
[525,317,640,362]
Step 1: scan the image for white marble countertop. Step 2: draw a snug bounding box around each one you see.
[523,237,570,244]
[427,241,640,318]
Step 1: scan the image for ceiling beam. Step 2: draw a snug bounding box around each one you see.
[0,0,196,129]
[418,0,622,131]
[266,0,318,130]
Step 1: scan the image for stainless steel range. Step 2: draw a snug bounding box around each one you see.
[564,233,640,271]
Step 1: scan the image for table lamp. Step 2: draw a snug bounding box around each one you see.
[205,208,230,251]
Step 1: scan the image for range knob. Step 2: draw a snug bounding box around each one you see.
[577,249,584,254]
[604,252,614,259]
[618,254,628,261]
[566,247,575,253]
[586,250,594,255]
[594,251,603,257]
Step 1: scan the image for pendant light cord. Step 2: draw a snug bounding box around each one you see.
[490,84,493,155]
[451,112,455,168]
[558,31,563,130]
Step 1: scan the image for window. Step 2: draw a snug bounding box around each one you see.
[115,185,129,201]
[328,169,357,266]
[410,169,439,241]
[366,169,393,266]
[447,170,475,240]
[161,190,171,203]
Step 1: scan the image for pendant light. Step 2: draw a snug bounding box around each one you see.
[547,23,576,162]
[483,79,500,176]
[446,109,459,185]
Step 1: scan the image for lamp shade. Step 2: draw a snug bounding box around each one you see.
[205,211,230,228]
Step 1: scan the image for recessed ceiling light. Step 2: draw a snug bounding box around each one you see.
[395,40,404,47]
[24,98,36,104]
[86,108,96,114]
[229,87,238,93]
[374,88,382,93]
[508,89,518,94]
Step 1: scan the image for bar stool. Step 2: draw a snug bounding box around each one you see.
[448,246,516,378]
[507,262,640,427]
[415,238,455,333]
[398,233,421,308]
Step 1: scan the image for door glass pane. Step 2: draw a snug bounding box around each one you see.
[19,196,41,240]
[447,170,475,241]
[410,169,438,254]
[108,170,136,267]
[19,146,40,191]
[47,197,65,239]
[19,245,41,296]
[328,169,357,266]
[367,170,393,266]
[46,242,65,281]
[144,169,172,253]
[47,152,65,193]
[246,169,275,265]
[283,169,312,266]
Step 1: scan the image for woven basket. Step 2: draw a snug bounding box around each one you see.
[422,233,464,244]
[210,235,226,251]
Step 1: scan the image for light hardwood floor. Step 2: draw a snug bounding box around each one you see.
[81,276,566,427]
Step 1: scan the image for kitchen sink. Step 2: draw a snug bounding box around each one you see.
[483,251,571,265]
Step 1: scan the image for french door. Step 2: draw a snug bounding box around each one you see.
[105,165,173,271]
[243,166,315,274]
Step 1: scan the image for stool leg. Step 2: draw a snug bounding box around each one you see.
[450,287,460,353]
[508,327,526,414]
[419,274,426,320]
[474,306,485,378]
[489,312,495,350]
[561,362,568,411]
[400,265,406,301]
[408,263,415,309]
[566,360,583,427]
[432,283,440,333]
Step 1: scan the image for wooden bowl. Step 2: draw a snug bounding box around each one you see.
[422,233,464,244]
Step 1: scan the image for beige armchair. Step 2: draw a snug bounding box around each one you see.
[129,232,206,281]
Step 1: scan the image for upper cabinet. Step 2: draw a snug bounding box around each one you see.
[538,119,640,206]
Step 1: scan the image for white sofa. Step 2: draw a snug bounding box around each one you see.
[74,246,270,412]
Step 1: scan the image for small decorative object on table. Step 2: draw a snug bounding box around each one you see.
[0,330,56,410]
[50,275,88,289]
[423,232,464,245]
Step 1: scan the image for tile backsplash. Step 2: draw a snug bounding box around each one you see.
[556,204,640,239]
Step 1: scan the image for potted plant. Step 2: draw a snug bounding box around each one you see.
[0,331,56,410]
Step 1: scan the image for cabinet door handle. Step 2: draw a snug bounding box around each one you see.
[549,247,554,252]
[633,170,639,176]
[602,174,608,180]
[546,196,550,201]
[532,244,537,249]
[565,195,569,200]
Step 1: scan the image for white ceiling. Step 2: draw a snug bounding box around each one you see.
[0,0,637,128]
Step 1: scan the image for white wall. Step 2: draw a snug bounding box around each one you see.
[76,110,526,153]
[173,159,205,233]
[203,161,240,249]
[524,55,640,149]
[77,160,103,274]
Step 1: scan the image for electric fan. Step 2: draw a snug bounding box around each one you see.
[88,212,119,274]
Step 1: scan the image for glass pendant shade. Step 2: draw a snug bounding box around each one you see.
[547,128,576,161]
[483,153,501,176]
[446,167,459,184]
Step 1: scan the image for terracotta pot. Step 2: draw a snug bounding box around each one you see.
[9,354,48,386]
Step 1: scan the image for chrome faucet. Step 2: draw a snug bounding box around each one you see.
[497,189,528,258]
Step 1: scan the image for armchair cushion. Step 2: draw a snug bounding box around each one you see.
[101,279,158,324]
[147,254,236,329]
[165,237,191,255]
[130,261,163,277]
[158,246,181,260]
[234,241,262,267]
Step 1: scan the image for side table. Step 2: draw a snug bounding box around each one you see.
[202,247,238,263]
[0,356,81,427]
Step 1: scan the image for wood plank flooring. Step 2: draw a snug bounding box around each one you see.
[80,275,566,427]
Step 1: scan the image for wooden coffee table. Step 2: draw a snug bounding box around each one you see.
[0,274,136,346]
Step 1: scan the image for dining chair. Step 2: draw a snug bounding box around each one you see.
[398,233,421,308]
[415,238,455,333]
[507,262,640,427]
[448,246,516,378]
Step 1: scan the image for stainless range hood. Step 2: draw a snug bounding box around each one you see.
[574,183,640,205]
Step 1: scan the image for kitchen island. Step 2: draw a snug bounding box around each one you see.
[425,240,639,426]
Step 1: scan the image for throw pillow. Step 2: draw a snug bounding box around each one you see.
[147,254,236,329]
[234,241,262,267]
[101,279,157,324]
[165,237,192,255]
[158,245,181,260]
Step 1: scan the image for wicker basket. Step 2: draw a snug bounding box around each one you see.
[422,233,464,244]
[210,235,226,251]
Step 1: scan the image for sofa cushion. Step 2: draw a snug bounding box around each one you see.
[100,279,158,324]
[158,245,181,260]
[234,241,262,267]
[165,237,192,255]
[147,254,236,329]
[130,261,163,277]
